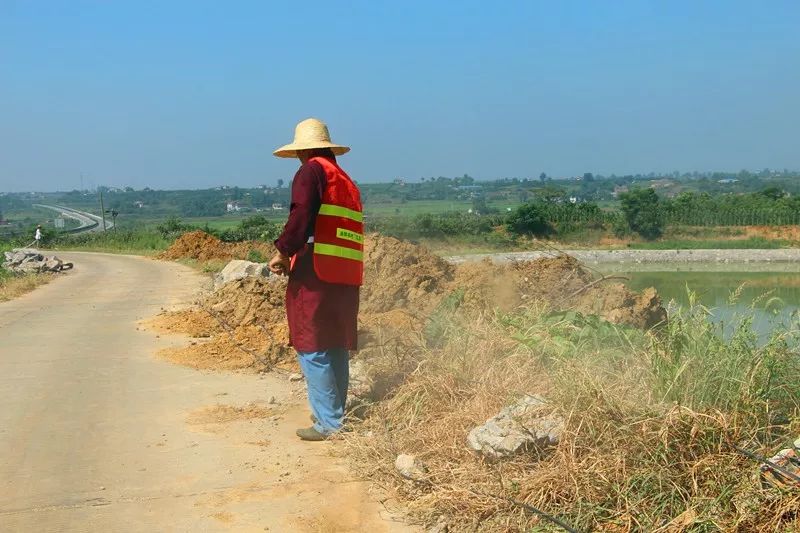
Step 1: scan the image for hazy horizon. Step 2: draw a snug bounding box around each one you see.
[2,1,798,193]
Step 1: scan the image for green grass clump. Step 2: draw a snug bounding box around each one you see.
[49,230,172,254]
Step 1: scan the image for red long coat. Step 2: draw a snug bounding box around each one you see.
[274,157,360,352]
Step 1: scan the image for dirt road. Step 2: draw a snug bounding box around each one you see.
[0,252,413,532]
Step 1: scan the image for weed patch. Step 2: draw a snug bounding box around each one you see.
[344,301,800,531]
[0,270,52,301]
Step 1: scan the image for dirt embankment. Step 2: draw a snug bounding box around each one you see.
[158,230,273,262]
[149,231,665,373]
[147,275,292,372]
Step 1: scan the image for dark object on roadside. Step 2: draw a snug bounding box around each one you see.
[732,442,800,490]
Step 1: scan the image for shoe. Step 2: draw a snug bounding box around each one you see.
[296,426,327,441]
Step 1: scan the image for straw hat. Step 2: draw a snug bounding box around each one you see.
[273,118,350,158]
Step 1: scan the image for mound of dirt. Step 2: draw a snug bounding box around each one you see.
[186,403,274,425]
[151,234,666,375]
[158,230,272,262]
[586,285,665,329]
[145,308,219,337]
[159,230,231,261]
[361,235,454,314]
[153,277,292,372]
[453,254,666,328]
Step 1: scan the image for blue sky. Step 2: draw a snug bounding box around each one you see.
[1,1,798,192]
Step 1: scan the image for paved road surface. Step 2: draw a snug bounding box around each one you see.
[0,252,412,532]
[33,204,113,233]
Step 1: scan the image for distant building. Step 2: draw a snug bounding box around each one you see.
[612,185,629,198]
[226,201,241,212]
[271,203,285,211]
[717,179,739,184]
[648,179,673,189]
[134,201,145,208]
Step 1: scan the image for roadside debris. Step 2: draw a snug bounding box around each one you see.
[347,360,375,399]
[760,446,800,489]
[394,453,428,481]
[213,259,273,288]
[466,395,564,459]
[2,248,74,274]
[150,234,666,382]
[748,437,800,490]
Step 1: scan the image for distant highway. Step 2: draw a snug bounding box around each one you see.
[33,204,113,233]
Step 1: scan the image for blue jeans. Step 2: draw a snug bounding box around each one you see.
[297,348,349,435]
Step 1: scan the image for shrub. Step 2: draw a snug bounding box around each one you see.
[506,202,552,236]
[218,216,282,242]
[155,216,198,239]
[619,188,664,239]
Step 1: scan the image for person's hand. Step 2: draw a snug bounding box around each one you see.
[269,252,290,276]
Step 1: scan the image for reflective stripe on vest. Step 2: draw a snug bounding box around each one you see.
[318,204,363,223]
[313,242,364,261]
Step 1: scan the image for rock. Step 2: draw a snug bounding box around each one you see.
[43,258,63,271]
[345,360,376,418]
[395,453,427,481]
[466,395,564,459]
[348,360,375,399]
[15,261,43,274]
[21,253,42,264]
[214,260,271,288]
[1,248,72,274]
[289,373,304,382]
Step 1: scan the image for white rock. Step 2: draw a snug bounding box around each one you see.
[395,453,427,481]
[348,359,374,399]
[466,395,564,459]
[213,259,271,288]
[289,373,304,382]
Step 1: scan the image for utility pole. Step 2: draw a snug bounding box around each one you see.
[99,189,107,231]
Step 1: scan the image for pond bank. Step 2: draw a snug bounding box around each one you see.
[446,248,800,270]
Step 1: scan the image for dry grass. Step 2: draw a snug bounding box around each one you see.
[0,272,52,302]
[342,302,800,532]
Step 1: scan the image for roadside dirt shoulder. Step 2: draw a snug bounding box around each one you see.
[0,252,415,532]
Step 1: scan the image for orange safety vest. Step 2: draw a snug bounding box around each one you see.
[301,156,364,286]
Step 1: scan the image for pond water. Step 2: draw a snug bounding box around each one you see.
[607,265,800,341]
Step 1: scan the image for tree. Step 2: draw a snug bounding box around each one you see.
[506,202,551,236]
[583,172,594,182]
[456,174,474,186]
[539,172,547,183]
[277,178,284,188]
[759,186,785,200]
[471,196,488,214]
[619,188,663,240]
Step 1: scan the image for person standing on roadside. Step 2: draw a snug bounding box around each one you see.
[269,118,363,441]
[34,225,42,248]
